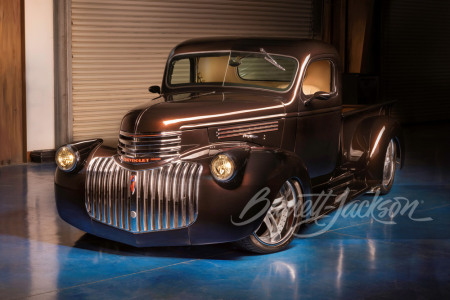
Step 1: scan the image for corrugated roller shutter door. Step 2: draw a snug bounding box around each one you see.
[71,0,313,140]
[381,0,450,123]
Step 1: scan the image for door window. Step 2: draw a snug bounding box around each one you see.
[302,60,333,95]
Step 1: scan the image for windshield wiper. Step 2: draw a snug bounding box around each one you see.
[260,48,286,71]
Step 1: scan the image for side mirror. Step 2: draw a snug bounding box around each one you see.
[149,85,161,94]
[304,91,331,106]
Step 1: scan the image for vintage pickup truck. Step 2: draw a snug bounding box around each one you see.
[55,37,403,253]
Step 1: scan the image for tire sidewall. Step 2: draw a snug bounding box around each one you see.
[379,139,398,195]
[247,179,304,253]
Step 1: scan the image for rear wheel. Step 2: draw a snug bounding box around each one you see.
[379,139,399,194]
[236,179,303,254]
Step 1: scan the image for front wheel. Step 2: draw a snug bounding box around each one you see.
[236,179,303,254]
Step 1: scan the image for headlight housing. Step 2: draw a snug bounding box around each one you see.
[55,145,78,172]
[210,154,235,181]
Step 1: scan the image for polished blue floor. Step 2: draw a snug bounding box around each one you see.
[0,123,449,299]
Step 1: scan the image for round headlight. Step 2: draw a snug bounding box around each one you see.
[210,154,235,181]
[56,146,78,172]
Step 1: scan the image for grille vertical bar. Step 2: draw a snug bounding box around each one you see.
[85,157,201,233]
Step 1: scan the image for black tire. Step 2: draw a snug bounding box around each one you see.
[379,139,399,195]
[235,179,303,254]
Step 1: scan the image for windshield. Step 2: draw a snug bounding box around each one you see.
[167,51,298,92]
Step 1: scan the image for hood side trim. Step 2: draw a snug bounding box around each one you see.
[180,113,286,129]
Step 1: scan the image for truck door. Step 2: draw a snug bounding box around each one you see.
[295,58,341,180]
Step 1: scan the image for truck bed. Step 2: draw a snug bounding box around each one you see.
[342,101,396,118]
[342,105,366,114]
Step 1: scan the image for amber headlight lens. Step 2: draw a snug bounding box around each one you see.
[210,154,235,181]
[56,146,78,172]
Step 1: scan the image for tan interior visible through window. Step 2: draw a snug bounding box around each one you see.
[197,56,228,83]
[168,52,298,92]
[302,60,332,95]
[197,56,292,89]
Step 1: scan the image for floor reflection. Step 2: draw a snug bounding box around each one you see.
[251,260,299,299]
[0,123,448,299]
[26,165,59,296]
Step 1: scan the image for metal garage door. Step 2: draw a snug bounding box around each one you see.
[70,0,313,141]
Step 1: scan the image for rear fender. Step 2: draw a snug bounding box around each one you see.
[364,118,404,185]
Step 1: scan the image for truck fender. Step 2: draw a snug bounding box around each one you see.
[227,148,312,231]
[206,143,312,198]
[362,117,404,185]
[188,145,313,244]
[260,149,311,198]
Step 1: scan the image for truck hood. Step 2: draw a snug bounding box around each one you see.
[120,92,286,133]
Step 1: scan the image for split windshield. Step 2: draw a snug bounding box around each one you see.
[167,50,298,92]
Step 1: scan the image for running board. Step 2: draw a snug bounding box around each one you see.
[312,171,355,195]
[303,185,371,225]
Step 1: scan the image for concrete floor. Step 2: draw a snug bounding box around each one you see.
[0,123,449,299]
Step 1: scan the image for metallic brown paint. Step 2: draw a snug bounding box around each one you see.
[54,38,403,247]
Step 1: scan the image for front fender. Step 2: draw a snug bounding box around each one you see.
[188,146,311,244]
[55,140,115,189]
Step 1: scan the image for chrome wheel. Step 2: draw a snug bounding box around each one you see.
[382,139,396,188]
[253,180,302,246]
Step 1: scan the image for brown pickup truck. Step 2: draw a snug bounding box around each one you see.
[54,37,403,253]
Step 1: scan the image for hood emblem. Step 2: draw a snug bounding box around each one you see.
[131,175,136,195]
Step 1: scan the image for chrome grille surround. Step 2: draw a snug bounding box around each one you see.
[217,121,278,139]
[118,131,181,160]
[85,156,202,233]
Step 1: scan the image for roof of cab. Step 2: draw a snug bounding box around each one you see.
[171,37,339,61]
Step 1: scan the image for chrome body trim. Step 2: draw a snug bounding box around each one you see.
[118,131,181,159]
[85,157,202,233]
[217,121,278,139]
[179,114,285,129]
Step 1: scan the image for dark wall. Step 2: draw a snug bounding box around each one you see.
[381,0,450,123]
[321,0,450,123]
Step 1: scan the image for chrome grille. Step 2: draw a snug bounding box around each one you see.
[118,131,181,159]
[85,157,202,232]
[217,121,278,139]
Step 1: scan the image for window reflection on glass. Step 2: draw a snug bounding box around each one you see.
[170,58,192,85]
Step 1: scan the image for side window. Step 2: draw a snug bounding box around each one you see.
[302,60,333,95]
[169,58,191,85]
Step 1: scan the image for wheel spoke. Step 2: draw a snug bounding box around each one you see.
[269,213,282,243]
[254,180,303,246]
[286,195,296,209]
[262,211,278,241]
[272,195,284,206]
[270,206,285,217]
[262,213,274,235]
[284,185,292,199]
